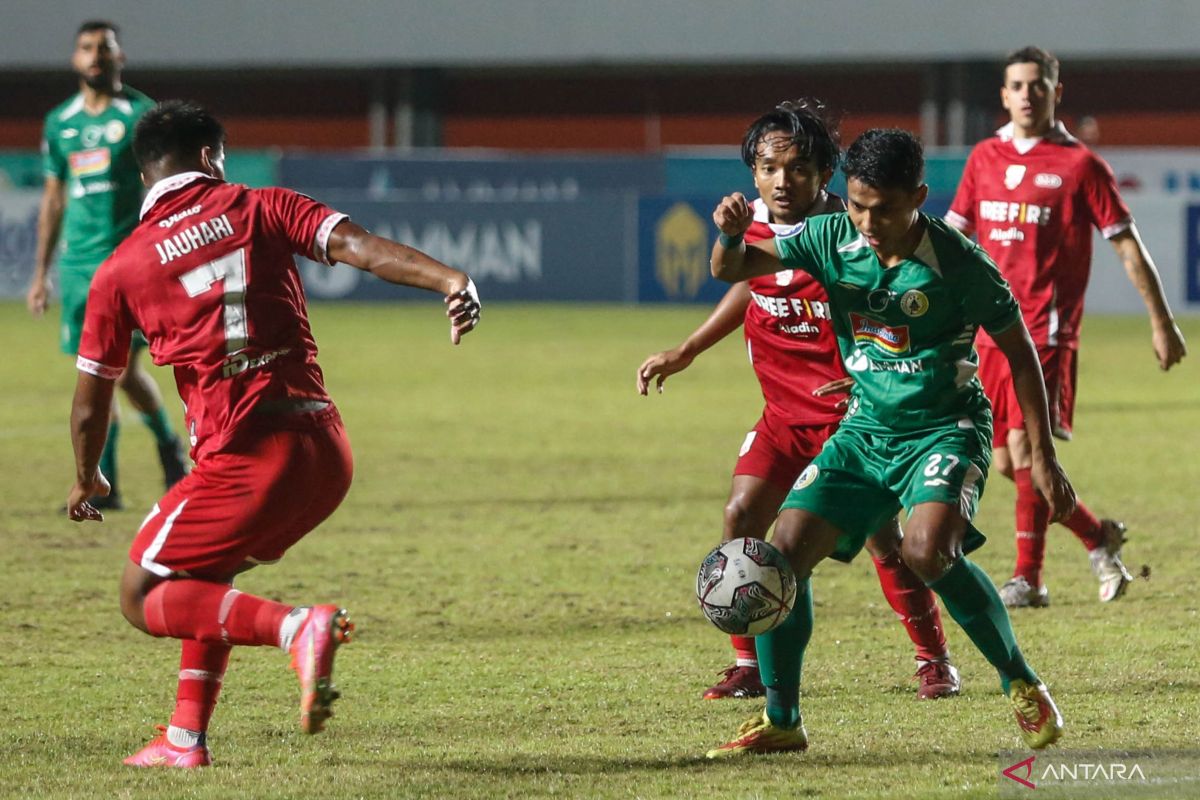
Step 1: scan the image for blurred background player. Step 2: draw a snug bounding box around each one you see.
[66,101,482,767]
[707,128,1072,757]
[28,20,187,508]
[637,100,960,702]
[946,46,1187,607]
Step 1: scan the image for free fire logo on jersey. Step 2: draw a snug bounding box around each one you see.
[655,202,709,300]
[849,312,910,354]
[977,200,1053,246]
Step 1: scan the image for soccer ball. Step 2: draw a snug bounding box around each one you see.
[696,538,797,636]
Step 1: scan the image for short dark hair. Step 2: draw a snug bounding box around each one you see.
[1005,45,1060,84]
[741,98,840,173]
[842,129,924,193]
[134,101,226,167]
[77,20,119,39]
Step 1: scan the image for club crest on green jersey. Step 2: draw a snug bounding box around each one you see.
[900,289,929,317]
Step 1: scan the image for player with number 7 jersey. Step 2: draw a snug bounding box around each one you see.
[82,172,355,461]
[69,101,481,767]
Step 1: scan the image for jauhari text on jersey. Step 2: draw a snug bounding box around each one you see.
[155,214,235,264]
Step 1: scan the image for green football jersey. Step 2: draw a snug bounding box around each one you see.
[774,213,1021,435]
[41,86,155,269]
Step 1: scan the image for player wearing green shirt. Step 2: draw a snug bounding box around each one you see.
[706,129,1075,757]
[26,21,187,509]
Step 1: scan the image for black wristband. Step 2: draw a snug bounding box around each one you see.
[718,231,745,249]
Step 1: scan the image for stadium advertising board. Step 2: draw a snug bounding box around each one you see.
[280,154,665,200]
[294,196,636,302]
[0,189,40,298]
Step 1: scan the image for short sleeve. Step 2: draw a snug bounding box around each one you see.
[772,216,828,284]
[958,245,1022,335]
[41,118,66,180]
[1080,153,1132,239]
[76,261,134,379]
[255,187,348,265]
[945,148,979,235]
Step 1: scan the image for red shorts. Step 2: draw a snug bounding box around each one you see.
[978,345,1077,448]
[130,406,354,579]
[732,409,840,491]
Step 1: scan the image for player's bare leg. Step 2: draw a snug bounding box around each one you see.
[704,475,790,700]
[119,560,353,767]
[116,345,189,489]
[901,502,1062,749]
[864,520,959,699]
[998,428,1131,606]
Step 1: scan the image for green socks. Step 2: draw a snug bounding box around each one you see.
[99,420,120,493]
[756,577,813,729]
[140,407,177,447]
[928,557,1038,693]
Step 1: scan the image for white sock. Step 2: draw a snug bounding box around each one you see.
[166,725,203,748]
[278,606,311,652]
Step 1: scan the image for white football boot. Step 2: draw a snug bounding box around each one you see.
[1089,519,1133,603]
[999,576,1050,608]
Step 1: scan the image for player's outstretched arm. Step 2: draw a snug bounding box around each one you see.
[1108,226,1187,370]
[637,282,751,395]
[27,176,65,316]
[67,371,116,522]
[990,321,1076,521]
[710,192,783,283]
[326,220,480,344]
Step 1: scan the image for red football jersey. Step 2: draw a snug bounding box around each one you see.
[743,194,847,426]
[947,122,1131,350]
[77,172,348,460]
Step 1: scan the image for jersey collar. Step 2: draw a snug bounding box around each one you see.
[140,171,214,220]
[995,120,1077,146]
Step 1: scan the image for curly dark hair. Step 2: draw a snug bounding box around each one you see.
[740,98,841,173]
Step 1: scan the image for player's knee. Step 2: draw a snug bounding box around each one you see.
[992,447,1015,480]
[722,495,767,541]
[899,534,955,583]
[119,586,150,634]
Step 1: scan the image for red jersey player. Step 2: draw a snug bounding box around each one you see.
[66,101,481,768]
[637,101,960,702]
[947,47,1187,608]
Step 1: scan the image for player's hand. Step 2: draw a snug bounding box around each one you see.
[445,278,481,345]
[712,192,753,238]
[812,376,855,409]
[66,470,111,523]
[1031,458,1076,523]
[26,278,51,317]
[637,348,695,395]
[1151,320,1187,371]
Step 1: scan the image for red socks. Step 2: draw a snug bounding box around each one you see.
[730,635,757,667]
[1013,468,1106,586]
[170,639,232,733]
[143,579,293,647]
[872,550,949,662]
[1062,502,1105,551]
[1013,468,1051,586]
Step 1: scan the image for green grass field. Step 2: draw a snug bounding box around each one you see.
[1,301,1197,799]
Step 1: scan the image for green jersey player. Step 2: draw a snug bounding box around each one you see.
[27,21,187,508]
[706,129,1075,757]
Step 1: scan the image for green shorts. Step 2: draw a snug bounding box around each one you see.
[59,264,147,356]
[781,421,991,562]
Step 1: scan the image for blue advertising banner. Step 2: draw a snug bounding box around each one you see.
[281,154,665,202]
[637,195,729,304]
[295,195,637,302]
